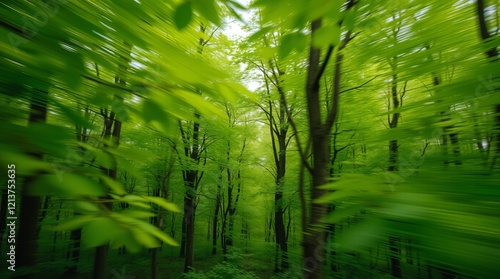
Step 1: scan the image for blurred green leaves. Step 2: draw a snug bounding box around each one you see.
[0,0,240,255]
[321,172,500,278]
[174,1,193,30]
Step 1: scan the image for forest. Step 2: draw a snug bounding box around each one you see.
[0,0,499,278]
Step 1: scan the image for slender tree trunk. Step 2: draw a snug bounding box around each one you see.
[388,61,402,279]
[275,116,289,271]
[93,41,130,279]
[212,168,222,255]
[65,225,81,275]
[257,47,291,272]
[51,200,63,260]
[476,0,500,171]
[15,87,48,279]
[179,218,186,257]
[65,111,91,275]
[183,173,196,272]
[0,187,8,252]
[180,116,202,272]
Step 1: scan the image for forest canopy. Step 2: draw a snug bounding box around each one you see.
[0,0,499,278]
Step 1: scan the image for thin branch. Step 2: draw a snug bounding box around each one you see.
[340,75,380,94]
[276,86,313,173]
[201,26,220,46]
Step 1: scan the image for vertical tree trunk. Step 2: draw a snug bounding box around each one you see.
[0,187,8,252]
[183,170,197,272]
[51,200,63,260]
[65,225,81,275]
[302,18,330,279]
[15,87,48,279]
[179,218,186,257]
[257,50,291,272]
[388,62,402,279]
[275,99,289,271]
[476,0,500,171]
[93,41,131,279]
[179,117,202,272]
[212,168,222,255]
[65,107,91,275]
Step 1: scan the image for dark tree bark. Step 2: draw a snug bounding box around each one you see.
[388,59,403,279]
[326,123,354,272]
[296,2,355,277]
[65,105,91,276]
[15,87,48,279]
[179,24,214,272]
[93,41,131,279]
[178,117,203,272]
[476,0,500,171]
[0,186,8,252]
[151,152,174,279]
[301,18,333,279]
[221,134,245,259]
[212,168,223,255]
[258,58,290,271]
[179,217,187,258]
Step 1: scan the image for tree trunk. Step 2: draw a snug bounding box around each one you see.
[476,0,500,171]
[179,218,186,257]
[212,168,222,255]
[301,18,332,279]
[65,111,91,275]
[51,200,63,260]
[388,60,402,279]
[15,87,48,279]
[93,41,130,279]
[0,187,8,252]
[183,175,196,272]
[180,117,201,272]
[65,225,81,276]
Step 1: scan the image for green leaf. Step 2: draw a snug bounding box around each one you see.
[248,26,273,42]
[29,174,106,197]
[121,195,152,209]
[343,9,356,30]
[279,33,295,60]
[109,228,136,250]
[336,217,384,251]
[82,217,122,248]
[131,227,161,248]
[192,0,220,25]
[99,175,127,195]
[321,205,364,223]
[121,209,156,219]
[73,201,100,213]
[137,221,178,246]
[142,99,168,123]
[174,1,193,30]
[279,32,308,59]
[312,24,341,49]
[52,215,95,231]
[145,196,181,213]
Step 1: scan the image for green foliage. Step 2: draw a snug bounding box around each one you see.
[183,248,259,279]
[1,0,500,278]
[175,1,193,30]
